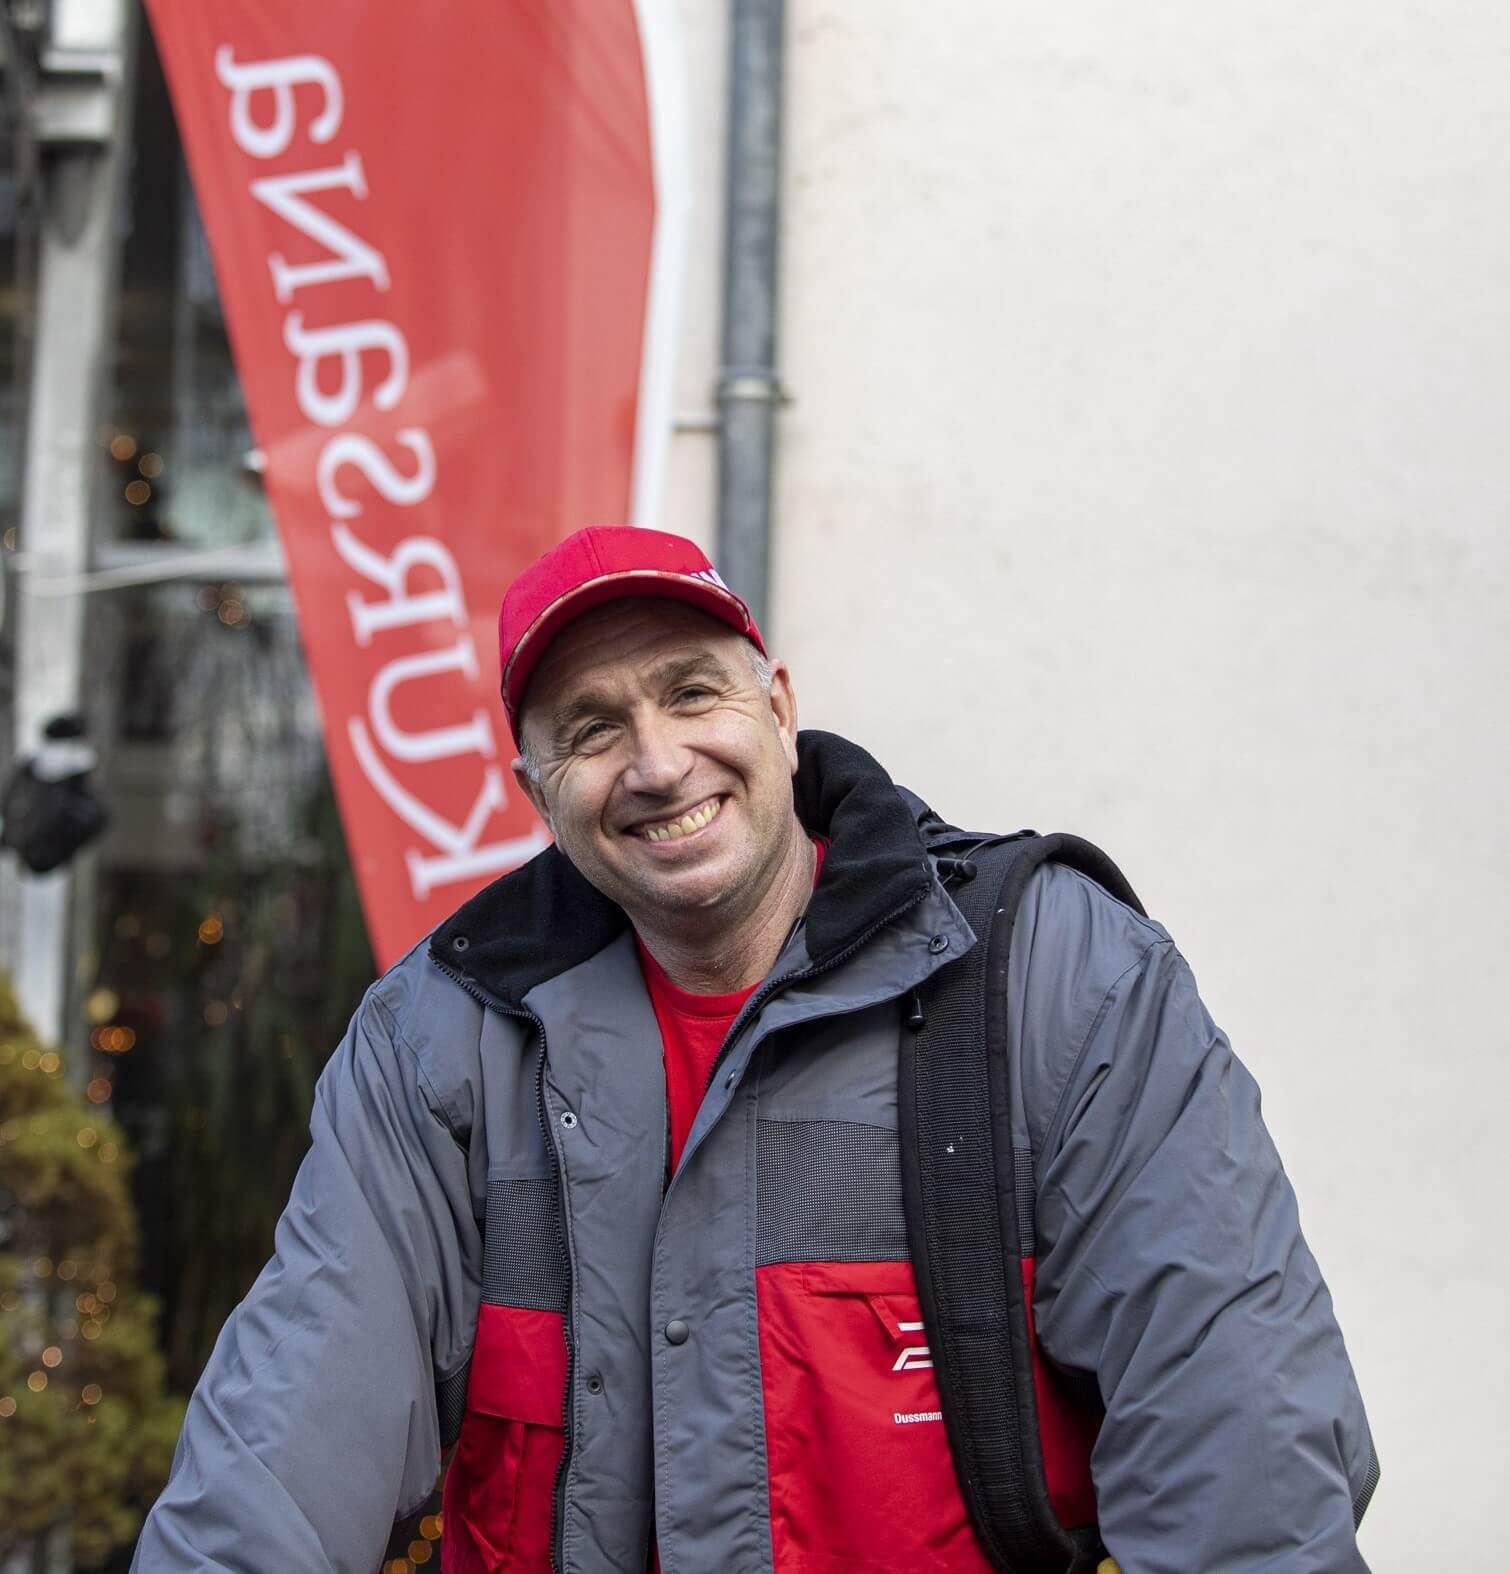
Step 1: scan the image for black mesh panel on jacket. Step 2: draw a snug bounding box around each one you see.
[481,1174,568,1311]
[755,1117,910,1266]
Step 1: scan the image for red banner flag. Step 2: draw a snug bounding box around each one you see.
[145,0,687,967]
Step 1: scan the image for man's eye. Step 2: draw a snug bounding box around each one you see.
[674,686,712,704]
[573,721,613,749]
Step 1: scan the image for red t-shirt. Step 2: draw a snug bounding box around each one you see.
[636,838,826,1173]
[636,948,750,1172]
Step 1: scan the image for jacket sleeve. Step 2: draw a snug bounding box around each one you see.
[1014,866,1378,1574]
[132,986,481,1573]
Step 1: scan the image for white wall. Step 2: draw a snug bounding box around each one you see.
[667,3,1508,1566]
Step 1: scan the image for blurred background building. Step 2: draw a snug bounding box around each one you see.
[0,11,376,1564]
[3,0,1508,1567]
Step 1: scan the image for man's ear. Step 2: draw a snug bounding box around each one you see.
[767,659,800,774]
[512,756,552,831]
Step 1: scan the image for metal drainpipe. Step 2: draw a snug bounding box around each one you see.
[716,0,787,632]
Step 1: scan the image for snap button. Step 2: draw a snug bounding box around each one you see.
[928,934,949,954]
[451,935,470,952]
[559,1110,578,1130]
[664,1319,690,1346]
[585,1374,604,1395]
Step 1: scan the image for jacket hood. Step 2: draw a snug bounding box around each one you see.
[429,729,935,1006]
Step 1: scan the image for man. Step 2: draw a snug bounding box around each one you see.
[135,527,1377,1573]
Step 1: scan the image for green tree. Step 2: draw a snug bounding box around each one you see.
[0,976,182,1568]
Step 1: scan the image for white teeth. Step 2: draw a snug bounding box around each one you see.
[640,798,721,841]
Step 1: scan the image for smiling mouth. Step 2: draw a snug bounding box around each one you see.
[634,796,724,843]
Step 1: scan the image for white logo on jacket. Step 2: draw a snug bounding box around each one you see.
[893,1321,933,1372]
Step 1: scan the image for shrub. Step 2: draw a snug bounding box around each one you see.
[0,976,182,1567]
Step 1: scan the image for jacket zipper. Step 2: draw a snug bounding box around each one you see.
[537,1021,576,1574]
[700,880,934,1103]
[431,955,576,1574]
[630,880,936,1570]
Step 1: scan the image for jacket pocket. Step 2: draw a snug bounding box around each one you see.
[755,1260,994,1573]
[442,1305,567,1574]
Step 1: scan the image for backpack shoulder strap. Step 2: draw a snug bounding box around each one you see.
[897,832,1143,1574]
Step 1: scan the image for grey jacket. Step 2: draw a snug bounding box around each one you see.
[133,731,1377,1573]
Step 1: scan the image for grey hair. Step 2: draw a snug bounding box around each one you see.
[516,640,774,786]
[746,643,774,694]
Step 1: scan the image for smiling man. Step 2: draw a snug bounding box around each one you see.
[511,594,814,996]
[135,527,1378,1574]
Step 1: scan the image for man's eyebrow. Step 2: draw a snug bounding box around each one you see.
[650,652,738,689]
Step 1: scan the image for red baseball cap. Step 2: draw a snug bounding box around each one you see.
[498,526,766,743]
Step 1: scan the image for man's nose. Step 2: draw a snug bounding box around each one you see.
[622,710,691,796]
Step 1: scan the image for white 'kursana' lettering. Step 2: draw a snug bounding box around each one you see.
[285,312,409,427]
[250,153,390,302]
[330,526,468,648]
[222,48,527,900]
[368,638,497,765]
[317,429,436,520]
[216,47,343,159]
[348,720,547,898]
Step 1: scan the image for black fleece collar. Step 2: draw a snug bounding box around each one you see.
[429,730,935,1006]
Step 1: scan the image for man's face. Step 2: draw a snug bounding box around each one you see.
[512,598,802,931]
